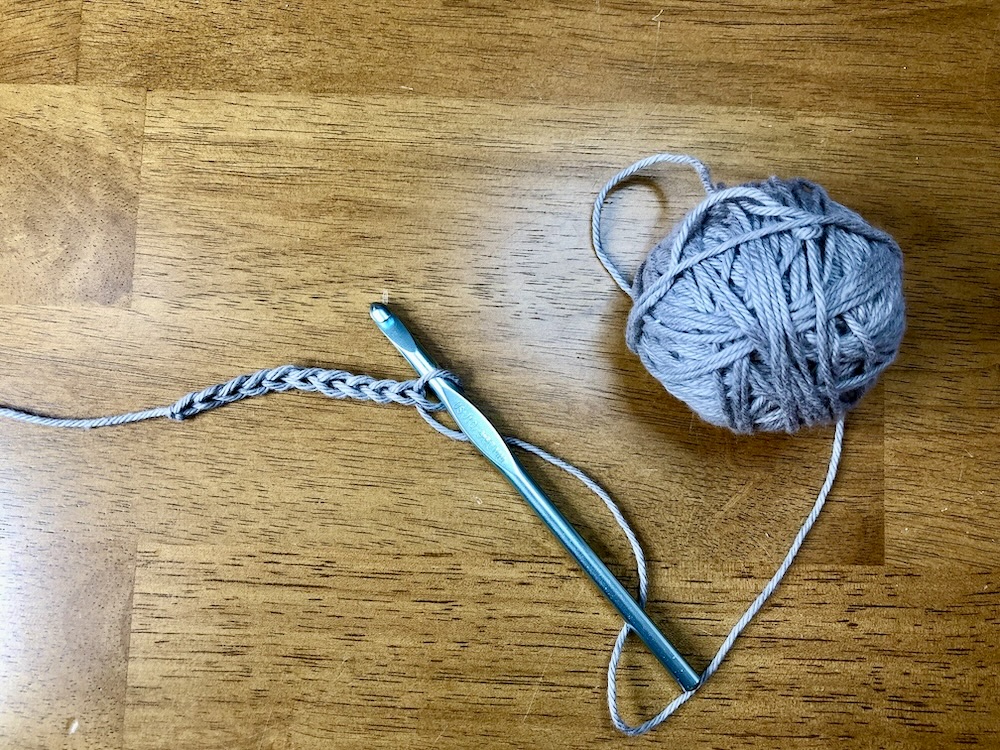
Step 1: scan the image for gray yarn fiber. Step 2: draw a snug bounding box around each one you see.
[594,155,905,433]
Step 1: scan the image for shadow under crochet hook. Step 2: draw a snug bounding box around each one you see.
[369,303,701,693]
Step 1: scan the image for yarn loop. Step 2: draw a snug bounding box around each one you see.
[168,366,455,421]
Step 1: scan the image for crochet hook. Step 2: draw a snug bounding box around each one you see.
[369,303,700,692]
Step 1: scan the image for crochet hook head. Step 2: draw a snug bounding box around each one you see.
[369,303,522,476]
[370,303,441,379]
[369,302,700,692]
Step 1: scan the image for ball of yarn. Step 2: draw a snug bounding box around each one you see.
[627,176,905,433]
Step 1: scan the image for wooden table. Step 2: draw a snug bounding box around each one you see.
[1,2,997,748]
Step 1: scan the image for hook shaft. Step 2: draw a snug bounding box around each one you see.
[370,303,699,692]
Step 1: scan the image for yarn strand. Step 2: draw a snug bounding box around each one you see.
[592,152,716,295]
[0,366,843,735]
[0,404,173,429]
[607,418,845,735]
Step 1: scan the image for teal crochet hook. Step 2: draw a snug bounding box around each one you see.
[370,303,700,692]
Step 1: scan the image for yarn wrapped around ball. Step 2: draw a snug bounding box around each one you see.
[593,154,905,434]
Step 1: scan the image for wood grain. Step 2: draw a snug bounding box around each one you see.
[0,0,80,84]
[0,85,143,306]
[76,1,997,119]
[1,2,999,748]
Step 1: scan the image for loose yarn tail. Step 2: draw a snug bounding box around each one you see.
[0,367,844,735]
[606,418,845,735]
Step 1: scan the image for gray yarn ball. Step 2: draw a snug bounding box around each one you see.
[625,177,905,434]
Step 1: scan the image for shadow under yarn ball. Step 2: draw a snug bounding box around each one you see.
[624,176,905,434]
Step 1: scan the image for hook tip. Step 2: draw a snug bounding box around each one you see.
[369,303,392,325]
